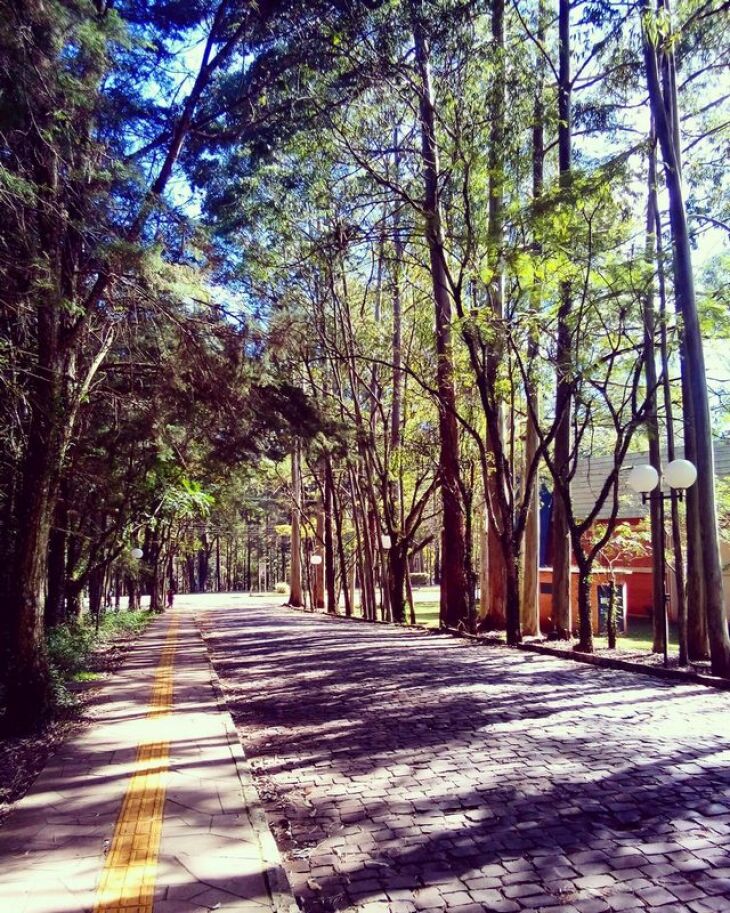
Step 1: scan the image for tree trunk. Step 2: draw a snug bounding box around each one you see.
[607,581,618,650]
[44,499,68,629]
[520,418,541,637]
[654,151,692,665]
[324,456,337,614]
[332,472,352,618]
[2,398,58,731]
[197,532,210,593]
[411,3,469,630]
[576,563,594,653]
[127,575,140,612]
[505,553,522,646]
[89,565,104,630]
[644,134,666,656]
[521,0,545,643]
[551,0,573,639]
[314,508,325,609]
[289,444,304,606]
[479,502,489,620]
[643,2,730,675]
[389,540,408,624]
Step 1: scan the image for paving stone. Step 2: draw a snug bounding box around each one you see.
[196,598,730,913]
[0,607,286,913]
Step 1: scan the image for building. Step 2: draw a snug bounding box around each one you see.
[538,441,730,635]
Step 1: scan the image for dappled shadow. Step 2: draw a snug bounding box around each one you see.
[201,602,730,913]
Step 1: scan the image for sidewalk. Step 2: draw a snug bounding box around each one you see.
[0,608,295,913]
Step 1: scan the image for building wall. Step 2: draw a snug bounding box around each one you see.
[538,568,629,635]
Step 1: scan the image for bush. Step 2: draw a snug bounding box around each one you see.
[46,624,95,677]
[274,582,289,594]
[410,572,430,588]
[97,610,153,642]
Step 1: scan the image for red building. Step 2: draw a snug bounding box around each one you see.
[538,443,730,635]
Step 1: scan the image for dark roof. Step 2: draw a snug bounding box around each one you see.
[569,440,730,522]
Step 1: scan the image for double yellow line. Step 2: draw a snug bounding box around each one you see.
[94,615,179,913]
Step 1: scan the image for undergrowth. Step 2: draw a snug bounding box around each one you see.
[46,610,154,709]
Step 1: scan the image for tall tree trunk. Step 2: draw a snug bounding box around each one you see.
[654,167,692,664]
[576,559,594,653]
[411,3,469,629]
[642,1,730,675]
[389,540,408,624]
[484,0,508,631]
[551,0,573,639]
[479,502,489,620]
[314,508,325,609]
[89,564,104,629]
[332,471,352,617]
[186,553,198,593]
[324,455,337,613]
[44,498,68,629]
[127,575,140,611]
[289,444,304,606]
[521,9,545,639]
[197,531,210,593]
[644,134,667,656]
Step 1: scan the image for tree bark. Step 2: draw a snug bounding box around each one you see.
[289,444,304,606]
[44,498,68,629]
[644,134,667,656]
[521,12,545,639]
[323,456,337,613]
[551,0,573,639]
[576,562,594,653]
[655,177,692,664]
[411,2,469,630]
[314,508,325,609]
[643,1,730,675]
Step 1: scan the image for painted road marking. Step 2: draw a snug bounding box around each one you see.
[94,615,179,913]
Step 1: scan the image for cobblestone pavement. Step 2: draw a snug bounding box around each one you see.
[199,600,730,913]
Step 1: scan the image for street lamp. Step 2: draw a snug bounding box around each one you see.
[627,459,697,666]
[310,554,322,566]
[130,547,144,560]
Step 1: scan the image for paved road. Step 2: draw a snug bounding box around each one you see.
[199,600,730,913]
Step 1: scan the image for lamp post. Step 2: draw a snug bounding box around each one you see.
[627,459,697,666]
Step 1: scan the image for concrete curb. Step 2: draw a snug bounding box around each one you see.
[276,602,730,692]
[515,639,730,691]
[194,615,300,913]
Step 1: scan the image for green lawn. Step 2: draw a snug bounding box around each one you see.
[410,600,677,654]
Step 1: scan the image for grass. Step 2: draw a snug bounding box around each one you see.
[410,600,677,654]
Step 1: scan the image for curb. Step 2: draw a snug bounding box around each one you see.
[193,615,300,913]
[277,602,730,692]
[515,640,730,691]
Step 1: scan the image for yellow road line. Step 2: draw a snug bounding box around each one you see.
[94,615,180,913]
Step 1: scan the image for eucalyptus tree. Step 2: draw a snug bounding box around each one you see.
[641,0,730,675]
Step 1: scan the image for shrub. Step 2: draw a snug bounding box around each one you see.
[46,623,95,677]
[275,581,289,594]
[410,572,430,588]
[98,610,153,642]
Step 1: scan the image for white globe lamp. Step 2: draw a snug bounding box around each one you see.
[627,464,659,494]
[310,554,323,566]
[664,459,697,491]
[130,547,144,560]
